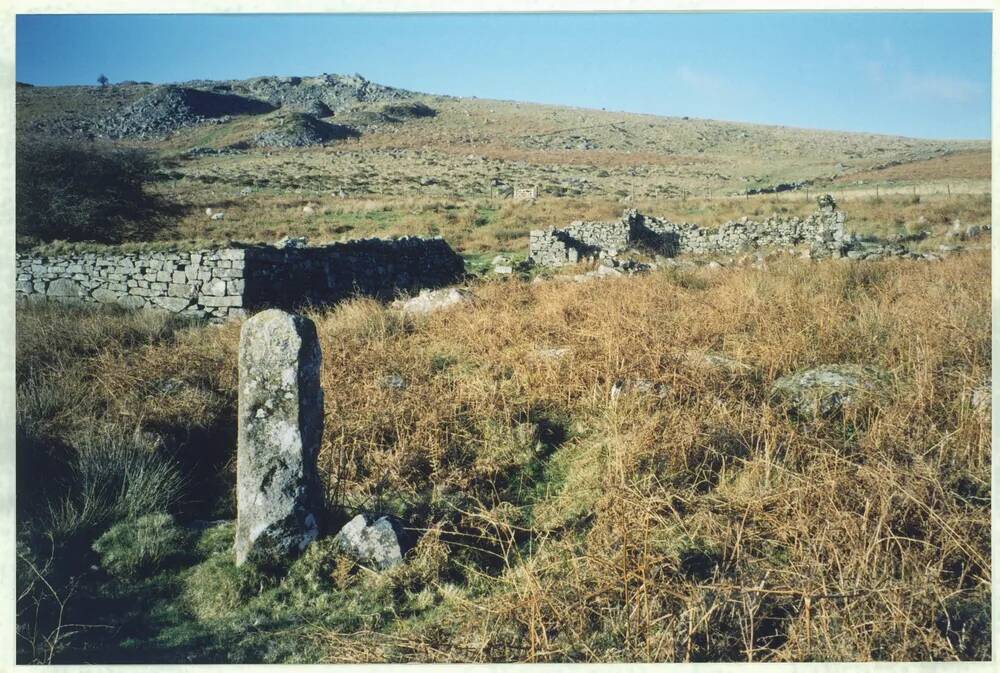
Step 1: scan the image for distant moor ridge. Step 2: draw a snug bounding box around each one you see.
[17,72,989,194]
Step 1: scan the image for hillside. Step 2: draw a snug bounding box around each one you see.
[17,75,990,256]
[17,74,989,198]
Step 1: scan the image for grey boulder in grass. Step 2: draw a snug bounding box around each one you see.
[332,514,410,570]
[394,287,475,316]
[771,364,891,420]
[234,309,324,568]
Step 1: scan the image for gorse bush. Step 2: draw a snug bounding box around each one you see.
[16,135,177,244]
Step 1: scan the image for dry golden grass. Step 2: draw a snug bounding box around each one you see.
[16,247,991,662]
[299,249,990,661]
[835,150,991,184]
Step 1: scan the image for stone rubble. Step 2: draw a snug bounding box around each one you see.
[530,195,987,272]
[530,196,851,267]
[395,287,476,316]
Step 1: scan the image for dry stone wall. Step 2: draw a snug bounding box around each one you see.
[16,236,465,320]
[530,201,849,267]
[528,219,632,267]
[16,248,247,320]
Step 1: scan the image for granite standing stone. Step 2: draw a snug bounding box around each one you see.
[234,309,324,567]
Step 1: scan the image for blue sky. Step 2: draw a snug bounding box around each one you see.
[15,12,992,140]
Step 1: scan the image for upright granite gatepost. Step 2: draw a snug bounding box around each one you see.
[235,309,324,567]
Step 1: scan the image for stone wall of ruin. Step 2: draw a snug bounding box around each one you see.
[529,206,849,266]
[16,237,465,320]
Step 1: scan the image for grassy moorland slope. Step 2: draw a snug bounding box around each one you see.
[15,77,990,253]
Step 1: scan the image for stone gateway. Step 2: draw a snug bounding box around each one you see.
[234,310,325,567]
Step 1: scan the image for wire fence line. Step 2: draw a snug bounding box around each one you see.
[716,180,991,202]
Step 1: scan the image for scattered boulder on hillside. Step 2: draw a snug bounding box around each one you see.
[572,257,651,282]
[332,514,411,570]
[534,346,571,360]
[687,351,754,374]
[842,240,912,261]
[395,287,475,316]
[254,113,359,148]
[491,255,514,275]
[969,378,991,414]
[610,379,669,400]
[276,235,309,249]
[379,373,407,390]
[771,364,890,419]
[98,86,275,139]
[378,101,437,121]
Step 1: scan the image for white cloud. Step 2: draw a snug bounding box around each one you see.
[675,65,726,95]
[864,60,885,84]
[898,72,985,103]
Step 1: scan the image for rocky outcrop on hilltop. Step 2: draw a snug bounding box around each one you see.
[19,73,420,142]
[98,86,275,139]
[253,112,360,148]
[182,73,415,117]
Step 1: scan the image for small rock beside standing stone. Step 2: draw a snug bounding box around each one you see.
[610,379,669,401]
[332,514,411,570]
[380,373,407,390]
